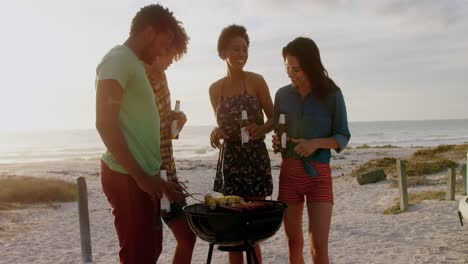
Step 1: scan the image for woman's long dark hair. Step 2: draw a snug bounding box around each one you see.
[282,37,337,101]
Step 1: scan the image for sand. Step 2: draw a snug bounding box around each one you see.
[0,148,467,264]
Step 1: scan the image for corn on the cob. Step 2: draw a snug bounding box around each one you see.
[204,195,244,210]
[216,196,227,206]
[204,195,217,210]
[225,195,244,205]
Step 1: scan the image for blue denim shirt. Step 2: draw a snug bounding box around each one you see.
[274,84,351,168]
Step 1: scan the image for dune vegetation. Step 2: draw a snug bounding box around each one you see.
[0,176,77,210]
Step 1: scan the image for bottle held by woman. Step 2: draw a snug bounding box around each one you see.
[240,110,250,146]
[277,113,287,154]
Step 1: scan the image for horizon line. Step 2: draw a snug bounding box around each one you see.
[1,118,467,133]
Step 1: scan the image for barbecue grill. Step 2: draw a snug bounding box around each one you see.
[183,200,287,264]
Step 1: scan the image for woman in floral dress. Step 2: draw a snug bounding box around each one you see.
[208,24,274,264]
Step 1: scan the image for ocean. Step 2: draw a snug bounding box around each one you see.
[0,119,467,164]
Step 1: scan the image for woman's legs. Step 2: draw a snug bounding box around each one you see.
[278,159,333,263]
[228,251,245,264]
[228,244,262,264]
[283,201,305,264]
[167,217,196,264]
[306,202,333,264]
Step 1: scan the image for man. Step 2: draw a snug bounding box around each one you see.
[95,4,186,263]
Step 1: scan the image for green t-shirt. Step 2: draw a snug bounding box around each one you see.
[95,45,161,176]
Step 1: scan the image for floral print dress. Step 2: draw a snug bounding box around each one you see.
[213,79,273,197]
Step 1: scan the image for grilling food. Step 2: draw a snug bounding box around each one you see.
[205,196,217,210]
[204,195,244,210]
[203,195,274,212]
[225,195,245,205]
[226,201,274,212]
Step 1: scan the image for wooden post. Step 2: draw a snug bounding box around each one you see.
[464,151,468,195]
[462,163,467,195]
[397,160,408,212]
[446,168,456,200]
[77,177,93,263]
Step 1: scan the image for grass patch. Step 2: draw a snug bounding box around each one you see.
[356,144,400,149]
[406,159,457,176]
[352,157,397,176]
[0,176,77,209]
[413,145,455,158]
[410,190,446,202]
[384,190,446,215]
[412,144,468,160]
[376,144,400,148]
[383,202,402,215]
[355,144,371,149]
[389,176,438,188]
[352,143,461,179]
[0,203,24,211]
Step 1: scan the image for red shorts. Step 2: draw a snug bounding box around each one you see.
[278,158,334,205]
[100,160,163,264]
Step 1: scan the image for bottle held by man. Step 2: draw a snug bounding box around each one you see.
[160,170,171,214]
[171,100,181,139]
[240,110,249,147]
[278,113,287,153]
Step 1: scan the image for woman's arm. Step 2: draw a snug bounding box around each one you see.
[209,82,220,114]
[209,82,229,148]
[290,137,339,157]
[331,88,351,153]
[291,88,351,157]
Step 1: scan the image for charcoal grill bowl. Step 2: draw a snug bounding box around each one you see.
[183,200,287,246]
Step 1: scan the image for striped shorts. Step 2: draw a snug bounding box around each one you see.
[278,158,334,205]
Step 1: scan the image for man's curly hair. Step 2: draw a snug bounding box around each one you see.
[130,4,189,61]
[130,4,179,37]
[171,22,189,61]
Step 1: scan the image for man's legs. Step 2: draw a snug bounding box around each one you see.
[101,160,162,264]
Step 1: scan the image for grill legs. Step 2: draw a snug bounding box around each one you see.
[206,244,214,264]
[245,244,259,264]
[206,243,259,264]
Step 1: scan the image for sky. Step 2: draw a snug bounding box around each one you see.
[0,0,467,132]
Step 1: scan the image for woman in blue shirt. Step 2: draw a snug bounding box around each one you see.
[272,37,351,264]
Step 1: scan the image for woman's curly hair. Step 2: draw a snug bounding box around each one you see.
[217,24,249,60]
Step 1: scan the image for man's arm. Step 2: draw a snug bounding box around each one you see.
[96,79,164,198]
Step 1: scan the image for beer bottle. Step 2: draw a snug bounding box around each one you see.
[278,113,287,153]
[160,170,171,214]
[240,110,249,147]
[171,100,181,139]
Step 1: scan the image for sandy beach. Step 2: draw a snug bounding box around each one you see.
[1,147,467,264]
